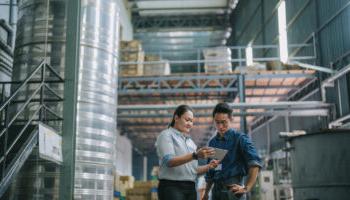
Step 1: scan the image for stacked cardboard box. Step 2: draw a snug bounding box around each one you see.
[119,40,144,76]
[203,47,232,73]
[150,166,159,200]
[266,60,299,70]
[143,55,170,76]
[114,172,121,200]
[114,173,135,200]
[235,62,267,73]
[126,181,154,200]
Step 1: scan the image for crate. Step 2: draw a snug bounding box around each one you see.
[120,40,142,52]
[126,181,157,200]
[203,47,232,73]
[144,56,170,76]
[121,51,143,61]
[119,51,144,76]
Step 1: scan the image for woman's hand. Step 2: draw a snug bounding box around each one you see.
[201,192,209,200]
[196,147,215,159]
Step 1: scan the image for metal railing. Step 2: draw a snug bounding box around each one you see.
[119,40,317,73]
[0,59,64,197]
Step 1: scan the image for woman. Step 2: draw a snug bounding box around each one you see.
[155,105,219,200]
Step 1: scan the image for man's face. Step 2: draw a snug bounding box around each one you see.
[214,113,232,135]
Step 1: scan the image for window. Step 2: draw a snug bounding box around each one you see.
[278,0,288,63]
[245,42,253,66]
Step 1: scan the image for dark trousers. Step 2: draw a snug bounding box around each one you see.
[158,179,196,200]
[212,176,246,200]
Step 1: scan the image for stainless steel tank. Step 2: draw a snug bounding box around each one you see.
[290,130,350,200]
[10,0,120,199]
[9,0,65,199]
[74,0,119,199]
[12,0,66,128]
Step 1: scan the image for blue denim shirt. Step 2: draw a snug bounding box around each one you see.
[205,128,262,184]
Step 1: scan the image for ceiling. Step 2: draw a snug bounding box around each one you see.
[129,0,237,72]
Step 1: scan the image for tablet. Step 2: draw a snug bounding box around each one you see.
[209,147,228,160]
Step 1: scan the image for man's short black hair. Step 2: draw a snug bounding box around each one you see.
[212,102,233,118]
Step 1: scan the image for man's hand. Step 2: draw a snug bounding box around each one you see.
[208,159,220,169]
[227,184,247,195]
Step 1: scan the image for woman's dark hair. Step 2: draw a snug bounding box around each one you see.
[212,102,232,118]
[169,105,193,127]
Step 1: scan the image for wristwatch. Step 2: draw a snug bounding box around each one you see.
[192,152,198,160]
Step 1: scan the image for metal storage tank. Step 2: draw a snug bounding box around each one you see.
[12,0,66,127]
[290,130,350,200]
[74,0,119,199]
[9,0,65,199]
[9,0,120,199]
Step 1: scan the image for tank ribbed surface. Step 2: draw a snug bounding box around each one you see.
[74,0,119,199]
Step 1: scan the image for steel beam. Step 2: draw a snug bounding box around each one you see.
[131,7,226,12]
[288,61,335,74]
[119,74,238,95]
[132,14,229,29]
[117,109,329,118]
[59,0,80,199]
[118,101,330,110]
[118,121,211,127]
[118,72,313,96]
[239,74,247,133]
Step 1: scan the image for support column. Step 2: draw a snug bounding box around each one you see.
[266,122,271,156]
[239,74,247,133]
[59,0,81,199]
[284,116,290,172]
[143,156,148,181]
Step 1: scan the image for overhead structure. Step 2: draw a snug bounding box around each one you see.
[117,0,332,156]
[117,66,329,152]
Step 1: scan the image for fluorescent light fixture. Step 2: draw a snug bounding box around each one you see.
[245,42,253,66]
[278,0,288,63]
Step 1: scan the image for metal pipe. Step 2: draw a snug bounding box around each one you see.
[9,0,14,27]
[239,74,247,133]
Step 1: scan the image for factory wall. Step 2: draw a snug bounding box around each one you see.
[230,0,350,152]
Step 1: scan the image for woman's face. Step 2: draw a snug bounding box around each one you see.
[174,111,194,134]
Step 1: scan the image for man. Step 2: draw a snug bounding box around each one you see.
[203,102,262,200]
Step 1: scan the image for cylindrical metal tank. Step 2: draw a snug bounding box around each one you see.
[290,130,350,200]
[74,0,119,199]
[9,0,66,199]
[12,0,66,129]
[10,0,120,199]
